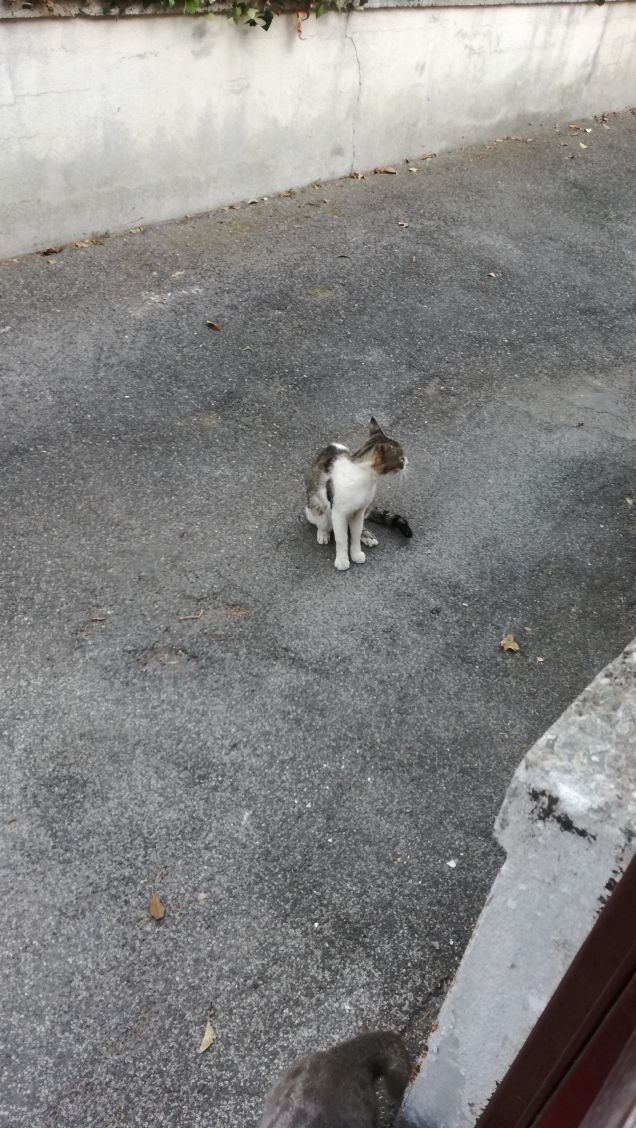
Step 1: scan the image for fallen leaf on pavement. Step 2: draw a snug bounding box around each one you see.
[408,166,418,173]
[225,606,250,619]
[350,172,366,180]
[129,226,144,234]
[196,891,208,903]
[40,246,64,256]
[625,497,634,507]
[537,657,545,663]
[488,272,497,278]
[446,859,457,868]
[149,893,166,920]
[579,142,588,150]
[47,258,57,266]
[197,1019,217,1055]
[500,633,520,653]
[307,286,333,298]
[398,221,409,228]
[207,321,222,331]
[74,240,91,249]
[374,166,397,175]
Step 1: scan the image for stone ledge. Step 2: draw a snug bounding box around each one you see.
[399,639,636,1128]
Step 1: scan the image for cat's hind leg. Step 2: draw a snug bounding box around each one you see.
[305,504,331,545]
[361,505,379,547]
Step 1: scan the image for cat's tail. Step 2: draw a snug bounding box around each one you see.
[373,1032,411,1102]
[339,1031,411,1103]
[367,507,413,538]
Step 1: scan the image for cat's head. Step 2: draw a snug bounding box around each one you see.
[364,417,406,475]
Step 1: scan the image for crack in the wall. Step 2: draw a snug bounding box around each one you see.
[344,11,361,175]
[15,87,92,99]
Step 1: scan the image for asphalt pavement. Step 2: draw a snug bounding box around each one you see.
[1,111,635,1128]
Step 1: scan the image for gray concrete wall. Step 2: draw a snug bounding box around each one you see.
[399,638,636,1128]
[1,2,635,258]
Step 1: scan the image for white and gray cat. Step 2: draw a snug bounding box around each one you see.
[258,1030,410,1128]
[305,418,411,570]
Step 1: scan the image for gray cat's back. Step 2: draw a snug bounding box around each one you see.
[258,1031,410,1128]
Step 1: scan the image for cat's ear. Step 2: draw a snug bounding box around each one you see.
[368,417,382,435]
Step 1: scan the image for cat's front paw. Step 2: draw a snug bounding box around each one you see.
[334,557,350,571]
[317,530,330,545]
[350,549,366,564]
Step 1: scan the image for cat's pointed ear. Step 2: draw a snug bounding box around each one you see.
[368,417,382,435]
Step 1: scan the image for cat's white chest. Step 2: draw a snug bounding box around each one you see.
[332,459,376,514]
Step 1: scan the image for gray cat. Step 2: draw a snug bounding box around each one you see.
[258,1030,410,1127]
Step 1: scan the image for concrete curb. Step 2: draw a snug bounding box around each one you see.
[399,639,636,1128]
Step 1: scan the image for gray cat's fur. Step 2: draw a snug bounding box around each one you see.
[258,1030,410,1128]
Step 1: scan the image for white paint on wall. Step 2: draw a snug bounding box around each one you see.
[0,3,634,258]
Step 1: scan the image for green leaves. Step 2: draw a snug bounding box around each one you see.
[163,0,366,24]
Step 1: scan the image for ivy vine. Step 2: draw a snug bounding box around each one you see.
[103,0,367,25]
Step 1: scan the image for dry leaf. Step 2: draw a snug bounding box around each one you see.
[398,221,409,228]
[74,240,91,249]
[625,497,634,507]
[446,859,457,869]
[579,142,588,150]
[207,321,222,331]
[584,127,592,133]
[129,226,144,234]
[487,272,497,278]
[197,1019,217,1055]
[225,606,250,619]
[500,633,520,653]
[149,892,166,920]
[47,257,57,266]
[195,891,208,903]
[40,246,64,256]
[408,166,418,173]
[537,657,545,663]
[374,166,397,175]
[350,172,366,180]
[307,286,333,298]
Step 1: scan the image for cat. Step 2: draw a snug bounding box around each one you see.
[257,1030,410,1128]
[305,418,411,571]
